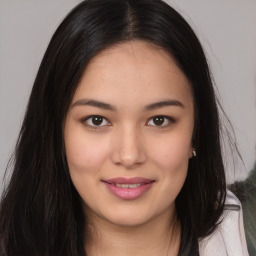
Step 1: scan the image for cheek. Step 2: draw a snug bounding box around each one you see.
[158,140,190,193]
[147,129,192,196]
[64,130,111,205]
[64,128,110,174]
[149,133,192,170]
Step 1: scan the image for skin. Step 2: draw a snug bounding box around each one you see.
[64,41,195,256]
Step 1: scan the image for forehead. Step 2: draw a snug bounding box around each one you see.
[72,41,193,109]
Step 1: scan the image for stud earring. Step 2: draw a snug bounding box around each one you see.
[192,150,197,157]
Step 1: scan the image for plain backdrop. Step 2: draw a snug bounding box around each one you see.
[0,0,256,191]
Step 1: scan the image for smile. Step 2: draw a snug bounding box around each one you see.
[102,177,155,200]
[115,183,142,188]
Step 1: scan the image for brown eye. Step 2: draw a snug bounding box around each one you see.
[147,116,174,127]
[91,116,103,125]
[153,116,165,126]
[84,116,110,127]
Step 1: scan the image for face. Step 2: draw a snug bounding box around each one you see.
[64,41,194,228]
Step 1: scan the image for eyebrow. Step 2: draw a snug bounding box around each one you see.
[71,99,117,111]
[144,99,184,110]
[71,98,184,111]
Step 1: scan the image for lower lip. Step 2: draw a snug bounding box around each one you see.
[104,182,154,200]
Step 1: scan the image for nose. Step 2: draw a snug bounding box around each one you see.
[111,126,147,169]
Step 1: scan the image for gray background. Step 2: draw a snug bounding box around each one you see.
[0,0,255,190]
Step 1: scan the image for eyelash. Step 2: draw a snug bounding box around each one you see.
[147,116,175,128]
[82,115,175,129]
[82,115,111,129]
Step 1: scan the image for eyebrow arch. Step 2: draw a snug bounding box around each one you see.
[144,99,184,111]
[71,98,184,111]
[71,99,116,111]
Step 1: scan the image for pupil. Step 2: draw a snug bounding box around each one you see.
[92,116,103,125]
[153,117,164,126]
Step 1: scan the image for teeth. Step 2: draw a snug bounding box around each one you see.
[115,183,142,188]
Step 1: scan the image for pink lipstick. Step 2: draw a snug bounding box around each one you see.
[102,177,154,200]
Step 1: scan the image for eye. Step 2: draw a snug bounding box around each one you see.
[147,116,174,127]
[83,115,110,128]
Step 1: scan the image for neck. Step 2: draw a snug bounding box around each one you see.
[84,207,181,256]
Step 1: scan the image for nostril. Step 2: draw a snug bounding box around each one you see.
[110,134,147,167]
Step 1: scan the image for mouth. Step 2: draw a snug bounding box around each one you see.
[114,183,145,188]
[102,177,155,200]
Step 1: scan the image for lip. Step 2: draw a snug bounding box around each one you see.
[104,177,153,184]
[102,177,155,200]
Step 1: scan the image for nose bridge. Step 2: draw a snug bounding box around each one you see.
[111,123,146,168]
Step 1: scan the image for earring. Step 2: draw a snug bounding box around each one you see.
[192,150,197,157]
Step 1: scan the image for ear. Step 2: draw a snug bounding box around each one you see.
[189,147,194,159]
[189,140,196,159]
[189,137,196,158]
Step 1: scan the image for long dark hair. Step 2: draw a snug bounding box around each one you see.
[0,0,226,255]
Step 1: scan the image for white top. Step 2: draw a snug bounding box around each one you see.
[199,190,249,256]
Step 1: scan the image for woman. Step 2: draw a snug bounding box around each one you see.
[0,0,248,255]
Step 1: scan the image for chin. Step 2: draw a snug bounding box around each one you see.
[99,204,169,229]
[105,213,151,228]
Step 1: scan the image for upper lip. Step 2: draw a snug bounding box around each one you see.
[103,177,154,184]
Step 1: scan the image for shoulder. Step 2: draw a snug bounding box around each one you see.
[198,190,249,256]
[225,189,242,207]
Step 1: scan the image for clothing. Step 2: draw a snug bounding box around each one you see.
[199,190,249,256]
[230,165,256,256]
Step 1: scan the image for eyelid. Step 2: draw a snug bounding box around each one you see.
[81,115,175,129]
[82,115,111,129]
[146,115,176,127]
